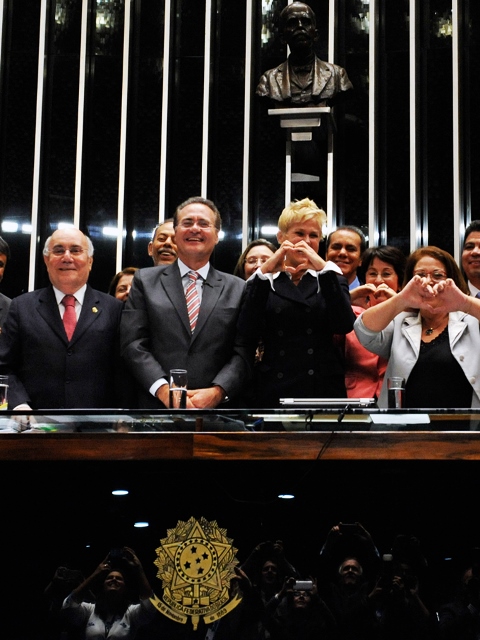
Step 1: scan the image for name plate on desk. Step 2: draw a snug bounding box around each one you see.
[370,413,431,430]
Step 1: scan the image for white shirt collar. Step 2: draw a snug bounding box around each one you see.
[52,283,87,306]
[468,281,480,297]
[250,260,342,292]
[177,258,210,281]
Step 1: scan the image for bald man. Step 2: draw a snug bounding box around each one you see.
[0,228,123,409]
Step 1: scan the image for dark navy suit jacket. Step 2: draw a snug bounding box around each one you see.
[0,285,123,409]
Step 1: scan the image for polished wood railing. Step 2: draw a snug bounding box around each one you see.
[1,408,479,461]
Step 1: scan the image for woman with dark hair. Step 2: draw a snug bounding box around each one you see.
[345,246,407,399]
[354,246,480,408]
[62,547,156,639]
[108,268,138,302]
[264,576,337,640]
[234,239,277,280]
[350,246,406,309]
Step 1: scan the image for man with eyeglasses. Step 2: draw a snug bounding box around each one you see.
[121,196,249,408]
[0,227,124,410]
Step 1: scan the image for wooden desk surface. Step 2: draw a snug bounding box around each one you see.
[1,430,480,461]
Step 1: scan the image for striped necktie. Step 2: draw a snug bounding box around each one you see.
[185,271,200,332]
[62,294,77,340]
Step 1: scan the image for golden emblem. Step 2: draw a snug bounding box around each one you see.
[92,307,98,313]
[150,516,242,630]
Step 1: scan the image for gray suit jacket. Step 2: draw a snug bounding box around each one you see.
[120,263,249,407]
[354,310,480,408]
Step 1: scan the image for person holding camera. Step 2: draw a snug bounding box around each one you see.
[61,547,156,639]
[263,576,337,640]
[437,552,480,640]
[238,540,300,640]
[369,541,433,640]
[318,523,380,639]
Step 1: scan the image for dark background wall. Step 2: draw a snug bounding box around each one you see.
[1,1,479,297]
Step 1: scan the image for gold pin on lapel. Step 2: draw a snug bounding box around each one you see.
[92,307,98,313]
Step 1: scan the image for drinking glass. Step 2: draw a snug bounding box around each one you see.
[169,369,187,409]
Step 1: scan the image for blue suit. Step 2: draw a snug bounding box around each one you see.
[0,285,123,409]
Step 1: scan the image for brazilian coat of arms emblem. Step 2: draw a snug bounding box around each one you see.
[151,516,242,630]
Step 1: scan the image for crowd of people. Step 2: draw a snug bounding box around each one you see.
[42,529,480,639]
[0,196,479,411]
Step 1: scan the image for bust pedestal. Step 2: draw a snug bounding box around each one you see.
[268,107,336,211]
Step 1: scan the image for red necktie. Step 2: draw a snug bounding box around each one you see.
[62,295,77,340]
[185,271,200,332]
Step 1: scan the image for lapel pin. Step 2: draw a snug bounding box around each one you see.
[92,307,98,313]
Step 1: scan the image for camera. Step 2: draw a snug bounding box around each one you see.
[293,580,314,591]
[108,547,127,563]
[378,553,394,588]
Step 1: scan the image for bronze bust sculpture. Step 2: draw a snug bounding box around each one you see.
[256,2,352,107]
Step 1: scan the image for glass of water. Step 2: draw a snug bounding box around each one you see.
[387,376,405,409]
[0,375,8,410]
[169,369,187,409]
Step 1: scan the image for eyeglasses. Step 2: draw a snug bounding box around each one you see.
[413,270,447,281]
[245,256,271,265]
[48,246,87,256]
[366,270,396,279]
[177,219,215,229]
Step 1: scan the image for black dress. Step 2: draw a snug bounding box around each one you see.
[405,326,472,409]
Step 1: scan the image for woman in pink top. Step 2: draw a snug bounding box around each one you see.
[345,246,406,399]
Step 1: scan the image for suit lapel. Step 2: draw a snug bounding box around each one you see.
[449,312,468,349]
[279,61,292,100]
[36,287,69,344]
[161,263,191,335]
[402,314,422,359]
[312,57,333,97]
[70,286,102,345]
[273,272,315,305]
[191,267,223,342]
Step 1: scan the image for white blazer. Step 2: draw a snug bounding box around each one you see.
[354,310,480,408]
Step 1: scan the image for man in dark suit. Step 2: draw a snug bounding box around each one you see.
[0,227,123,409]
[121,196,248,408]
[0,235,11,331]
